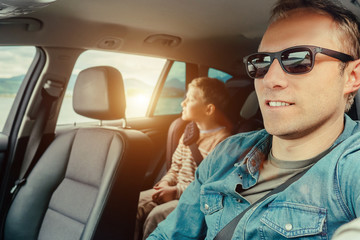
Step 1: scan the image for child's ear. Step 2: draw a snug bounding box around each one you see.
[206,104,216,116]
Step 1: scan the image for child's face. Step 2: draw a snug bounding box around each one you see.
[181,86,209,122]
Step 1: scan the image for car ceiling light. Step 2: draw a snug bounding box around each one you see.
[0,0,56,18]
[144,34,181,48]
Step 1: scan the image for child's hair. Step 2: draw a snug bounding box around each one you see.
[188,77,231,118]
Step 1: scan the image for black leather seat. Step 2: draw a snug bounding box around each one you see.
[4,66,154,240]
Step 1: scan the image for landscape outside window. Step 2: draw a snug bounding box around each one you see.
[0,46,36,131]
[208,68,233,82]
[154,61,186,116]
[0,47,234,130]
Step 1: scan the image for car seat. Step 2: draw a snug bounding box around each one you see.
[4,66,154,240]
[233,90,263,133]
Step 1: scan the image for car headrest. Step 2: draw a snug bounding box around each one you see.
[73,66,126,120]
[224,78,254,123]
[240,91,259,120]
[347,89,360,120]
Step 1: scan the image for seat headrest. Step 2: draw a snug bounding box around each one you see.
[240,91,259,120]
[73,66,126,120]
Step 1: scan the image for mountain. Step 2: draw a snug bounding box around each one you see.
[165,78,184,89]
[0,75,24,94]
[123,78,152,90]
[160,78,185,97]
[66,74,153,92]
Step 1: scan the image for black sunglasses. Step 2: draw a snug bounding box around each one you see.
[243,45,354,79]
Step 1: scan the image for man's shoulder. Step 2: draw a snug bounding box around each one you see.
[325,130,360,175]
[338,132,360,159]
[342,115,360,138]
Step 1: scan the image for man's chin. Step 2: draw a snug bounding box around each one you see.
[264,122,293,138]
[266,126,304,140]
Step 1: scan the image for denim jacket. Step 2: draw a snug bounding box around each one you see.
[148,115,360,240]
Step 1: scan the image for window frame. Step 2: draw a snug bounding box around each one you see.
[2,47,45,135]
[0,46,46,225]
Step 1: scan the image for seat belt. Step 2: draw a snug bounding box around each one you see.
[214,141,343,240]
[183,121,203,166]
[214,169,308,240]
[188,142,203,166]
[10,80,63,197]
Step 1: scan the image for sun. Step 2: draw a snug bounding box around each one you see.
[134,94,150,105]
[126,93,151,117]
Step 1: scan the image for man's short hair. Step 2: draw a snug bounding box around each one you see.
[189,77,230,115]
[270,0,360,112]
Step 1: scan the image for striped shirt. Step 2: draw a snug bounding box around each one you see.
[160,127,231,198]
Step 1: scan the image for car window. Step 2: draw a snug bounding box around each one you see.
[208,68,233,82]
[0,46,37,132]
[153,64,234,116]
[153,61,186,116]
[57,50,167,125]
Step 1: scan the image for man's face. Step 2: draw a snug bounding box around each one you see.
[255,9,348,140]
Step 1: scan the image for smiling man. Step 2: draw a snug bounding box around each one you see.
[148,0,360,239]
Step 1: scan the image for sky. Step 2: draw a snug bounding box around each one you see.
[73,50,167,86]
[0,46,167,85]
[0,46,36,78]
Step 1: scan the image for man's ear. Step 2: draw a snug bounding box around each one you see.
[344,59,360,94]
[206,103,216,116]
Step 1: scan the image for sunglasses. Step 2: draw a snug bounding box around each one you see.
[243,45,354,79]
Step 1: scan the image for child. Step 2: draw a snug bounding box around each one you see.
[135,77,232,239]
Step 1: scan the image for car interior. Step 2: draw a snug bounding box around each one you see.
[0,0,360,239]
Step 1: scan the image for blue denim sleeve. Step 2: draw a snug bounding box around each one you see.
[337,148,360,219]
[330,145,360,240]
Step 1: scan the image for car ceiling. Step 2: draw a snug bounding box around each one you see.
[0,0,359,77]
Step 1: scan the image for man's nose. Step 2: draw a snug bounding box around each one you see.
[262,59,289,89]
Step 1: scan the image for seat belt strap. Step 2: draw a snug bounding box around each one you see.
[10,80,62,196]
[189,142,203,166]
[183,121,203,166]
[214,169,307,240]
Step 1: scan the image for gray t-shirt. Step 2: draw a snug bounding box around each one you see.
[240,150,319,204]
